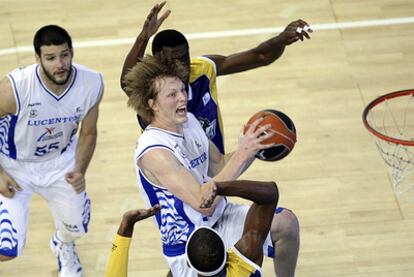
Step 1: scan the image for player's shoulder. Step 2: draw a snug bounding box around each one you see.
[136,127,177,158]
[72,63,102,80]
[191,56,216,70]
[7,64,37,81]
[190,57,217,80]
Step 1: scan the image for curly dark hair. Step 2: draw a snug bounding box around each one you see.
[186,227,226,274]
[152,29,188,55]
[33,25,72,55]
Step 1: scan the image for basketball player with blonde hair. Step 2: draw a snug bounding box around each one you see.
[122,54,301,276]
[121,3,306,276]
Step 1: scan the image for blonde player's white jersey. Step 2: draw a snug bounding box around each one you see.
[135,113,226,257]
[0,63,103,161]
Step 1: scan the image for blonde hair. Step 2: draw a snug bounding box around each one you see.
[123,55,187,123]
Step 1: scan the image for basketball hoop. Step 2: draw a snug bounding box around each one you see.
[363,89,414,201]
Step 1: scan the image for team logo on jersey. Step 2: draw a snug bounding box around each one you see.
[195,140,202,148]
[37,127,63,142]
[28,102,41,107]
[75,106,84,113]
[198,118,217,140]
[190,152,207,168]
[29,109,38,118]
[202,92,211,106]
[28,115,81,126]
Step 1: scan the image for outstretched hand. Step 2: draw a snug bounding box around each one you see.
[141,1,171,40]
[117,205,161,237]
[279,19,313,45]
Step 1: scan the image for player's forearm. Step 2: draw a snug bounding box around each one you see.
[74,131,97,175]
[117,217,135,238]
[216,180,279,205]
[253,35,286,66]
[105,234,131,277]
[212,151,254,181]
[120,34,149,91]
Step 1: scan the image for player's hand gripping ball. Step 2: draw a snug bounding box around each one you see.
[244,109,296,161]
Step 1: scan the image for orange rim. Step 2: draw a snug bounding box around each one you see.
[362,89,414,146]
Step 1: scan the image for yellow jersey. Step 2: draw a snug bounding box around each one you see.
[224,247,262,276]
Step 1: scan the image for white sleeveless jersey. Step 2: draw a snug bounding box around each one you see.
[0,63,103,161]
[135,113,226,257]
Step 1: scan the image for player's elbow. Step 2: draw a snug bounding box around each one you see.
[269,181,279,204]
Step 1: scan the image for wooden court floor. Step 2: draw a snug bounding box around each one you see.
[1,0,414,276]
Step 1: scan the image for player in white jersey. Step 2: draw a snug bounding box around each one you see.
[0,25,103,277]
[123,56,277,276]
[121,3,307,275]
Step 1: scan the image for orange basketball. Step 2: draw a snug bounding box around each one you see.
[244,109,297,161]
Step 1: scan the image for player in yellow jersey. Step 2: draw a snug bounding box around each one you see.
[186,180,278,277]
[105,205,163,277]
[105,179,278,277]
[120,2,309,276]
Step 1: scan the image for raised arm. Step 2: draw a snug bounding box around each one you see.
[206,19,312,76]
[105,205,161,277]
[120,1,171,92]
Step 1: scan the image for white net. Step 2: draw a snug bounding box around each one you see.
[364,91,414,201]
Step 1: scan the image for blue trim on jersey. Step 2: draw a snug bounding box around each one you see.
[163,242,186,257]
[0,201,18,257]
[35,65,78,101]
[145,127,184,139]
[275,207,285,214]
[61,66,78,101]
[174,200,195,231]
[251,270,262,276]
[60,127,78,154]
[137,144,175,159]
[3,74,20,159]
[139,170,162,228]
[139,170,196,257]
[7,115,18,159]
[7,74,21,115]
[267,245,275,258]
[82,193,91,233]
[263,207,285,258]
[0,244,18,257]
